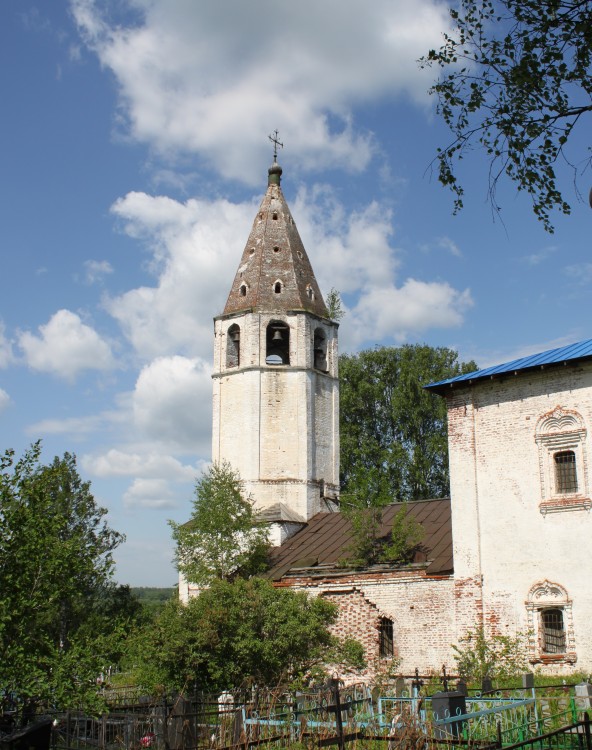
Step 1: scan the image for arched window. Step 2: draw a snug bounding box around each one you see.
[526,580,575,663]
[274,280,282,294]
[266,321,290,365]
[239,283,247,297]
[535,407,589,512]
[313,328,327,372]
[226,324,240,368]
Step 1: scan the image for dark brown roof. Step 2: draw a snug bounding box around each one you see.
[221,164,328,319]
[266,498,453,581]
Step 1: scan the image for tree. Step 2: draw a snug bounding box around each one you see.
[325,288,346,322]
[127,577,365,693]
[423,0,592,232]
[170,462,269,588]
[452,626,529,685]
[339,345,477,507]
[0,443,135,717]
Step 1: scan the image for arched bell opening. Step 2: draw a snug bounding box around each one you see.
[266,321,290,365]
[226,324,240,368]
[313,327,328,372]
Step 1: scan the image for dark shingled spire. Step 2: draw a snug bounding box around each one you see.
[222,161,328,318]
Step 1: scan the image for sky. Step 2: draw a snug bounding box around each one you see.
[1,0,590,587]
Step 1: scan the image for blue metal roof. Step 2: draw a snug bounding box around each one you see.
[426,338,592,392]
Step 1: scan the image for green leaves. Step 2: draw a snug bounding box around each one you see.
[421,0,592,231]
[339,344,477,506]
[0,444,134,715]
[170,462,270,587]
[128,578,361,693]
[453,626,529,684]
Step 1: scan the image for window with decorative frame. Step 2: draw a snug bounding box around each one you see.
[535,407,590,513]
[526,581,576,664]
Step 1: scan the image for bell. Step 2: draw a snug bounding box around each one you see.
[272,329,283,342]
[231,331,240,342]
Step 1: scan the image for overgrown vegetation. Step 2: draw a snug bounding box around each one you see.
[452,626,530,685]
[125,577,366,693]
[341,503,424,568]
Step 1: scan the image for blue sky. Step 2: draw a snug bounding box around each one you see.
[1,0,590,586]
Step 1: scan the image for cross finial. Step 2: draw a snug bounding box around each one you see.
[268,130,283,161]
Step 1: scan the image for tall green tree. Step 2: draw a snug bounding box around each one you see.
[127,577,364,693]
[423,0,592,232]
[339,345,476,507]
[0,443,136,716]
[170,462,269,588]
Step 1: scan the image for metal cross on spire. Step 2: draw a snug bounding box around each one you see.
[268,130,283,161]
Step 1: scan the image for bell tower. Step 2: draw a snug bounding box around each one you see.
[212,152,339,539]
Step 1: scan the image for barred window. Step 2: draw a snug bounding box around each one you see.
[554,450,578,494]
[379,617,394,658]
[541,608,566,654]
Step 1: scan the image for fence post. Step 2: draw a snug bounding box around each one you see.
[584,711,591,750]
[497,720,502,749]
[331,680,345,750]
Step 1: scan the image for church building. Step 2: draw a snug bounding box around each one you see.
[181,151,592,680]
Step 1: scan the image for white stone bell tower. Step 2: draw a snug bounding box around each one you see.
[212,155,339,541]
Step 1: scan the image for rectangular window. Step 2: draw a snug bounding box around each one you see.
[541,608,566,654]
[379,617,394,658]
[554,451,578,494]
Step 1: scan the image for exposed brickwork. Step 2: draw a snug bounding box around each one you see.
[446,362,592,674]
[285,569,456,679]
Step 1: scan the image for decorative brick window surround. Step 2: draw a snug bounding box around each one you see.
[526,580,576,664]
[535,407,591,514]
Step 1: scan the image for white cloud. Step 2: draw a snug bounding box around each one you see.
[82,448,197,481]
[26,411,121,437]
[123,478,177,509]
[71,0,451,182]
[107,192,252,359]
[0,322,14,368]
[84,259,113,284]
[0,388,11,413]
[18,310,115,380]
[564,262,592,284]
[104,185,473,359]
[132,355,212,453]
[349,279,473,346]
[521,246,558,267]
[18,309,115,381]
[437,236,462,258]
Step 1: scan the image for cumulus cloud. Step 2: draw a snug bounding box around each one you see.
[107,192,252,359]
[82,448,197,481]
[104,185,472,358]
[18,309,115,381]
[132,355,212,453]
[70,0,451,182]
[348,280,473,345]
[123,478,177,509]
